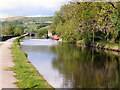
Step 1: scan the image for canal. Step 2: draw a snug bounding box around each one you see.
[20,36,120,88]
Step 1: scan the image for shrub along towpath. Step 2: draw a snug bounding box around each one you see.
[0,37,17,89]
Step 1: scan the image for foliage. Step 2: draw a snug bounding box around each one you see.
[1,17,53,35]
[1,23,24,36]
[36,26,50,37]
[7,24,15,35]
[83,37,91,45]
[14,26,24,35]
[36,23,51,29]
[51,2,120,44]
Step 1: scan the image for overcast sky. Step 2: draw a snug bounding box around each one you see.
[0,0,71,18]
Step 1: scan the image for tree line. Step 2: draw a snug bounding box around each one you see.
[1,23,24,36]
[50,2,120,44]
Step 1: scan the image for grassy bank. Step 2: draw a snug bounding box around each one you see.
[77,40,120,52]
[10,36,53,88]
[90,41,120,52]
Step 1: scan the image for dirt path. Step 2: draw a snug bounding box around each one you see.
[0,37,17,89]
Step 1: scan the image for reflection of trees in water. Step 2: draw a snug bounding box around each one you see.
[51,43,120,88]
[21,45,52,53]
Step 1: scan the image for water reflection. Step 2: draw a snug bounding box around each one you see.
[20,37,120,88]
[51,44,120,88]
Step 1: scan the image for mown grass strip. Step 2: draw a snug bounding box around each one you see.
[10,36,53,88]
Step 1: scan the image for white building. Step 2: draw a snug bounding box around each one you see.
[48,29,52,37]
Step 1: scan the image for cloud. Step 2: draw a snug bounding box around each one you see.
[0,0,70,18]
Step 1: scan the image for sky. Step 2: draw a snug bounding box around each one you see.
[0,0,71,18]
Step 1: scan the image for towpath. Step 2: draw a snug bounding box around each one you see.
[0,37,17,89]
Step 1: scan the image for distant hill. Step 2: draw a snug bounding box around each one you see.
[1,16,53,34]
[0,17,26,22]
[0,16,53,22]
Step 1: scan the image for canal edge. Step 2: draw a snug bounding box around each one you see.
[9,35,53,88]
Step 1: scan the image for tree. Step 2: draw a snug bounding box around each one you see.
[7,24,15,35]
[51,1,120,43]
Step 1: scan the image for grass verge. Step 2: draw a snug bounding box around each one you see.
[90,41,120,52]
[77,40,120,52]
[10,36,53,88]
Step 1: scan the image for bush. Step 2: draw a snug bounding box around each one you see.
[36,26,49,37]
[83,38,91,46]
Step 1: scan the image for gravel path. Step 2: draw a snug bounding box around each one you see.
[0,37,17,89]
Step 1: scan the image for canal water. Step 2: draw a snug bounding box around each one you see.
[20,36,120,88]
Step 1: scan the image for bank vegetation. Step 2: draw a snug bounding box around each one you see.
[50,1,120,51]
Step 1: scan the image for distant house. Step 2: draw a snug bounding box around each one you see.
[48,29,52,37]
[45,21,53,23]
